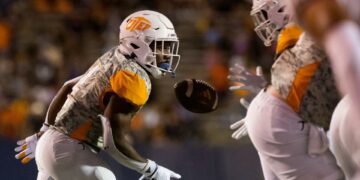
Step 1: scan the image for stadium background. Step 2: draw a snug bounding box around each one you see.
[0,0,276,179]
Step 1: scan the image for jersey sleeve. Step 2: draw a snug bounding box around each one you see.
[108,70,149,106]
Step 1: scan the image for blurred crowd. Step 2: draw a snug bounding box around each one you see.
[0,0,274,145]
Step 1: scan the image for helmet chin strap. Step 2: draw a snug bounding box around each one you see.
[158,62,169,70]
[158,62,176,78]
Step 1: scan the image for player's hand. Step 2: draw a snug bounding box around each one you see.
[14,133,39,164]
[14,124,49,164]
[228,64,266,94]
[230,118,248,140]
[230,94,250,140]
[139,160,181,180]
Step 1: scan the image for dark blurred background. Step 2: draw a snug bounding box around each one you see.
[0,0,276,179]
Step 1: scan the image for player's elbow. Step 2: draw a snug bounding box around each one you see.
[62,75,82,91]
[60,83,73,94]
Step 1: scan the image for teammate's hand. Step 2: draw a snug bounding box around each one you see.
[14,133,39,164]
[139,160,181,180]
[228,64,266,94]
[230,118,248,140]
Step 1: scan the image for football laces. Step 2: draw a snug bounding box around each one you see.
[194,79,216,91]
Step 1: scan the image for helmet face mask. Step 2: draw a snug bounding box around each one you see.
[147,40,180,76]
[251,0,289,46]
[119,10,181,79]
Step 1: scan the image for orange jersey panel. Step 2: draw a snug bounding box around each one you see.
[69,119,93,141]
[286,62,320,112]
[110,70,148,106]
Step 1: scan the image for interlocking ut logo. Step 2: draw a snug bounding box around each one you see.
[126,16,151,31]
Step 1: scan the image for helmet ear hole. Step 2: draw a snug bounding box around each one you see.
[130,43,140,49]
[278,7,284,13]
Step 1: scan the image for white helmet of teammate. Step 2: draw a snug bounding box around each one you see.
[251,0,290,46]
[119,10,180,79]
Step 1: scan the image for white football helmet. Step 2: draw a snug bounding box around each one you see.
[119,10,180,79]
[251,0,290,46]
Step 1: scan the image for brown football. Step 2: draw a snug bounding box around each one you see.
[174,79,219,113]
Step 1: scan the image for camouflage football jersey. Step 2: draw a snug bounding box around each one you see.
[271,33,340,130]
[54,46,151,148]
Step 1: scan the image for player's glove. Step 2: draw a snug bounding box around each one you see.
[228,64,266,94]
[230,118,248,140]
[139,160,181,180]
[228,64,265,140]
[230,98,250,140]
[14,123,49,164]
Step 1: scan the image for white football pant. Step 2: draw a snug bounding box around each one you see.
[246,90,344,180]
[35,129,116,180]
[329,96,360,180]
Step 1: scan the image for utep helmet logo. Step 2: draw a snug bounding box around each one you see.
[126,16,151,31]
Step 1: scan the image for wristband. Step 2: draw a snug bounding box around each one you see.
[39,123,50,132]
[140,160,157,177]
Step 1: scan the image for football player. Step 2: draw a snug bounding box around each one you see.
[229,0,344,179]
[15,10,181,180]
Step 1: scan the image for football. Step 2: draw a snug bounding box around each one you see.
[174,79,219,113]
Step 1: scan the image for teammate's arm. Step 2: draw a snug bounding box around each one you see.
[295,0,348,42]
[44,76,82,127]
